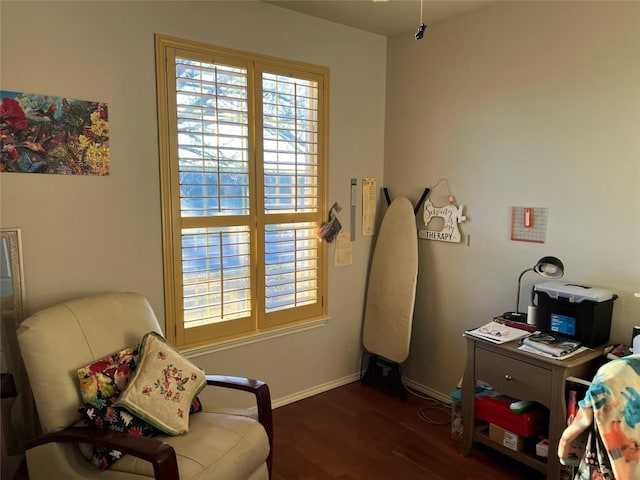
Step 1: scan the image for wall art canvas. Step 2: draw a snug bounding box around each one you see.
[0,90,109,175]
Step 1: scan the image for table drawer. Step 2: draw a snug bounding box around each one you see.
[476,348,551,406]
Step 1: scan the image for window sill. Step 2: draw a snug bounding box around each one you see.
[180,316,330,359]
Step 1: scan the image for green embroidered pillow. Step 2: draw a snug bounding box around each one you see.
[114,332,206,436]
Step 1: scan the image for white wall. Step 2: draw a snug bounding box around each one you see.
[2,0,638,407]
[385,1,640,396]
[0,1,386,405]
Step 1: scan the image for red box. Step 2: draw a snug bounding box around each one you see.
[475,395,547,438]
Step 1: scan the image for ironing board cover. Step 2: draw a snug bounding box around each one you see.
[558,354,640,480]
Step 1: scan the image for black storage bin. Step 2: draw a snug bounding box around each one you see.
[535,282,616,348]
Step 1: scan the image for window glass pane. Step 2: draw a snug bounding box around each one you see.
[263,73,319,214]
[182,226,251,328]
[176,58,250,217]
[265,223,319,312]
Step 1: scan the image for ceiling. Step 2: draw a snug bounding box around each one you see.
[264,0,495,36]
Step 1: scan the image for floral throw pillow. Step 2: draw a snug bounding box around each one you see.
[77,345,150,470]
[79,396,159,469]
[78,395,203,470]
[76,343,203,469]
[77,345,139,405]
[115,331,206,436]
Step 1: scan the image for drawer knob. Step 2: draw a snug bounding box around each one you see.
[505,374,513,381]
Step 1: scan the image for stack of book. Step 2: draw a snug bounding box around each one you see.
[493,315,537,333]
[521,333,582,357]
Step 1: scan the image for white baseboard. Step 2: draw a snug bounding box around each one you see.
[272,373,361,409]
[270,373,451,410]
[402,377,452,405]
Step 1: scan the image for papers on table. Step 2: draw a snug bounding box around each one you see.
[521,333,582,357]
[466,321,590,360]
[465,321,531,344]
[518,342,589,360]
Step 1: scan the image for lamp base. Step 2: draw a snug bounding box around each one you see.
[502,311,528,322]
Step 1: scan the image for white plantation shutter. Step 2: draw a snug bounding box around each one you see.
[261,71,321,319]
[262,73,318,214]
[176,59,250,217]
[181,226,252,328]
[156,36,328,347]
[173,54,254,343]
[264,222,319,313]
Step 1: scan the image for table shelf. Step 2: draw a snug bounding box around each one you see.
[473,425,546,473]
[461,334,606,480]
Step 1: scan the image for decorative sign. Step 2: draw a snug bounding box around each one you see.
[0,90,109,175]
[419,199,467,243]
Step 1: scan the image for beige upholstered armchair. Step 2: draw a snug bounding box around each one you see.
[17,292,272,480]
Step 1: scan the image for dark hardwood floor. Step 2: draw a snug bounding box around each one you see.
[272,381,546,480]
[2,380,548,479]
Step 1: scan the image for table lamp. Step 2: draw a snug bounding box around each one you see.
[502,256,564,322]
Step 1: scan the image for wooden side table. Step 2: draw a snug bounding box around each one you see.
[461,335,606,480]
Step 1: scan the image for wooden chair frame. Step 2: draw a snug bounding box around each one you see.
[25,375,273,480]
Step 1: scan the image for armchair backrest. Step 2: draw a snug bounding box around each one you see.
[18,292,163,435]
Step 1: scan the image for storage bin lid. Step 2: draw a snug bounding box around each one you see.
[534,281,615,303]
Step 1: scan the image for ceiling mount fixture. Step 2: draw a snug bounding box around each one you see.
[415,0,427,40]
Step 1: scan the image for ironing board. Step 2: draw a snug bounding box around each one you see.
[362,197,418,364]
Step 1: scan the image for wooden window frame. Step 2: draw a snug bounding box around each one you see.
[155,34,329,349]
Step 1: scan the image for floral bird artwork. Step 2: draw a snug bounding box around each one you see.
[0,90,109,175]
[30,101,58,122]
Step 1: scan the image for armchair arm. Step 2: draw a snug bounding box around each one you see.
[25,427,179,480]
[205,375,273,477]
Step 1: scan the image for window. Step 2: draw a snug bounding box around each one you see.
[155,35,329,348]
